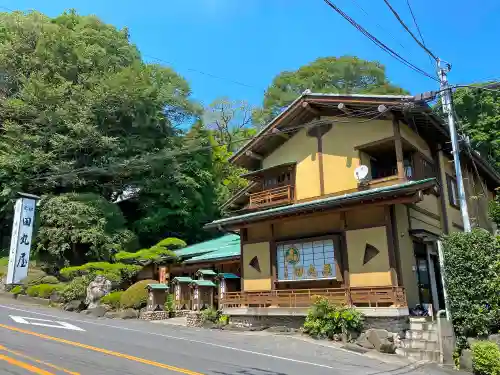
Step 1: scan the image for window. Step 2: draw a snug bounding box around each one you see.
[277,238,336,281]
[263,171,291,189]
[447,176,459,207]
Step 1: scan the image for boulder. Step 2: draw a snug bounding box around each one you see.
[87,306,107,318]
[85,275,112,309]
[366,329,396,354]
[119,308,139,319]
[64,300,85,312]
[104,311,121,319]
[488,334,500,348]
[49,292,63,304]
[460,349,473,372]
[356,332,375,349]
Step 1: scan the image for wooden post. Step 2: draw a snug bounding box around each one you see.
[392,114,405,180]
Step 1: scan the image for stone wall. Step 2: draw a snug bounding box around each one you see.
[186,311,203,327]
[139,311,170,321]
[174,310,191,318]
[229,315,305,329]
[363,316,408,333]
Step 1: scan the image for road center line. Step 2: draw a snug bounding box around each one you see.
[0,303,338,369]
[0,352,56,375]
[0,344,80,375]
[0,324,204,375]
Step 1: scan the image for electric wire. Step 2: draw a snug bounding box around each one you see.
[405,0,436,73]
[321,0,438,82]
[382,0,438,61]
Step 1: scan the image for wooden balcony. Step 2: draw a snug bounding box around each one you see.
[220,286,407,309]
[248,185,294,209]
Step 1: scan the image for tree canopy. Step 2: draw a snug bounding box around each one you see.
[253,56,408,125]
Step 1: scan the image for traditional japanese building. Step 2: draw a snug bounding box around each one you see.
[205,92,499,328]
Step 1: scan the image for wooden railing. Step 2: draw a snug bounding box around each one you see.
[220,286,406,309]
[249,185,293,209]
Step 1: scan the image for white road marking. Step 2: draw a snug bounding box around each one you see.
[0,304,378,370]
[9,315,85,331]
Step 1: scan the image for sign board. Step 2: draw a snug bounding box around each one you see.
[159,266,167,284]
[6,197,37,284]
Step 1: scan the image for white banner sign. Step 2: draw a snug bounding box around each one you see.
[6,197,37,284]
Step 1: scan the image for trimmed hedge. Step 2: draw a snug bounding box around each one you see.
[442,229,500,339]
[155,237,186,250]
[61,276,91,302]
[26,284,64,298]
[59,262,141,285]
[120,279,158,309]
[115,237,184,264]
[101,291,123,309]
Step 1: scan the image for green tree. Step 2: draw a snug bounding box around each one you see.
[0,10,218,251]
[453,85,500,171]
[254,56,408,125]
[35,193,133,268]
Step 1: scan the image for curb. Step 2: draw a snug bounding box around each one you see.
[0,292,51,306]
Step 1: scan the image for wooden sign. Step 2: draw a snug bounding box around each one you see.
[159,266,167,284]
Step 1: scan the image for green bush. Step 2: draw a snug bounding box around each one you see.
[10,285,23,295]
[303,296,364,340]
[40,276,59,284]
[201,308,219,323]
[164,294,174,313]
[61,276,91,302]
[120,279,157,309]
[59,262,141,285]
[442,229,500,338]
[218,314,229,326]
[471,341,500,375]
[101,291,123,310]
[26,284,64,298]
[20,268,48,286]
[155,237,186,250]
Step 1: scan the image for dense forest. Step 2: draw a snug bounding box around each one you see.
[0,10,497,269]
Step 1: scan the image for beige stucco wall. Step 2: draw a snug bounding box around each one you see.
[415,194,440,217]
[394,204,419,307]
[400,122,432,159]
[242,242,272,291]
[345,206,385,229]
[247,222,272,243]
[321,118,393,195]
[346,226,392,287]
[273,212,342,239]
[262,128,320,200]
[409,208,442,235]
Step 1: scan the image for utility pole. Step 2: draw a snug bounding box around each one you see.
[438,59,471,232]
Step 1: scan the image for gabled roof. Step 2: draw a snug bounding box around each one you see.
[230,92,500,189]
[184,242,240,263]
[206,178,437,229]
[196,269,217,276]
[145,283,169,290]
[173,234,239,259]
[216,273,240,280]
[171,276,193,284]
[190,280,216,287]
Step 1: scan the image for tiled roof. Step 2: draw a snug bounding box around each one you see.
[174,234,240,259]
[190,280,216,287]
[172,276,193,283]
[145,283,169,290]
[217,273,240,279]
[196,269,217,276]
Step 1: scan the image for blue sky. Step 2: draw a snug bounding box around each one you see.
[3,0,499,109]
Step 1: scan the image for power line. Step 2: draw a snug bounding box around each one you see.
[405,0,436,73]
[321,0,438,82]
[29,106,402,182]
[382,0,438,61]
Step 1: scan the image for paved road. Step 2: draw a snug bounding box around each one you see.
[0,297,445,375]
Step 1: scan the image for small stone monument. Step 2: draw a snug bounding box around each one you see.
[85,275,112,309]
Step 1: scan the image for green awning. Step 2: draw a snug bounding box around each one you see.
[196,269,217,276]
[145,283,169,290]
[172,276,193,284]
[216,273,240,279]
[173,234,240,260]
[205,178,437,229]
[190,280,216,287]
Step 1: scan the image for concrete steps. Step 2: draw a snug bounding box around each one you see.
[397,317,440,363]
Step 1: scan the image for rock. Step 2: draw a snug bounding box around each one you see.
[0,276,5,292]
[460,349,473,372]
[104,311,121,319]
[363,329,396,353]
[80,310,92,315]
[87,306,107,318]
[467,337,479,348]
[378,342,396,354]
[49,292,63,304]
[119,308,139,319]
[265,326,292,333]
[356,332,375,349]
[64,300,85,312]
[85,275,112,309]
[488,334,500,348]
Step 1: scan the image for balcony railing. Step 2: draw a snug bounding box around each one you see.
[249,185,294,209]
[220,286,406,309]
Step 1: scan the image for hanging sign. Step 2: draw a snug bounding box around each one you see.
[159,266,167,284]
[6,196,37,285]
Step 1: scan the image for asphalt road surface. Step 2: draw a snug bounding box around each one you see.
[0,297,449,375]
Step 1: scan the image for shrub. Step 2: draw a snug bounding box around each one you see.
[471,341,500,375]
[156,237,186,250]
[61,276,92,302]
[303,296,364,340]
[20,268,48,286]
[120,279,158,309]
[59,262,141,286]
[164,294,174,313]
[218,314,229,326]
[442,229,500,339]
[201,308,218,323]
[40,276,59,284]
[26,284,64,298]
[101,291,123,310]
[10,285,23,295]
[114,237,184,264]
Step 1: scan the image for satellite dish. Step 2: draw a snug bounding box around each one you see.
[354,165,369,183]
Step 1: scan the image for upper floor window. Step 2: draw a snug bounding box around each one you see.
[447,175,459,208]
[263,171,292,189]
